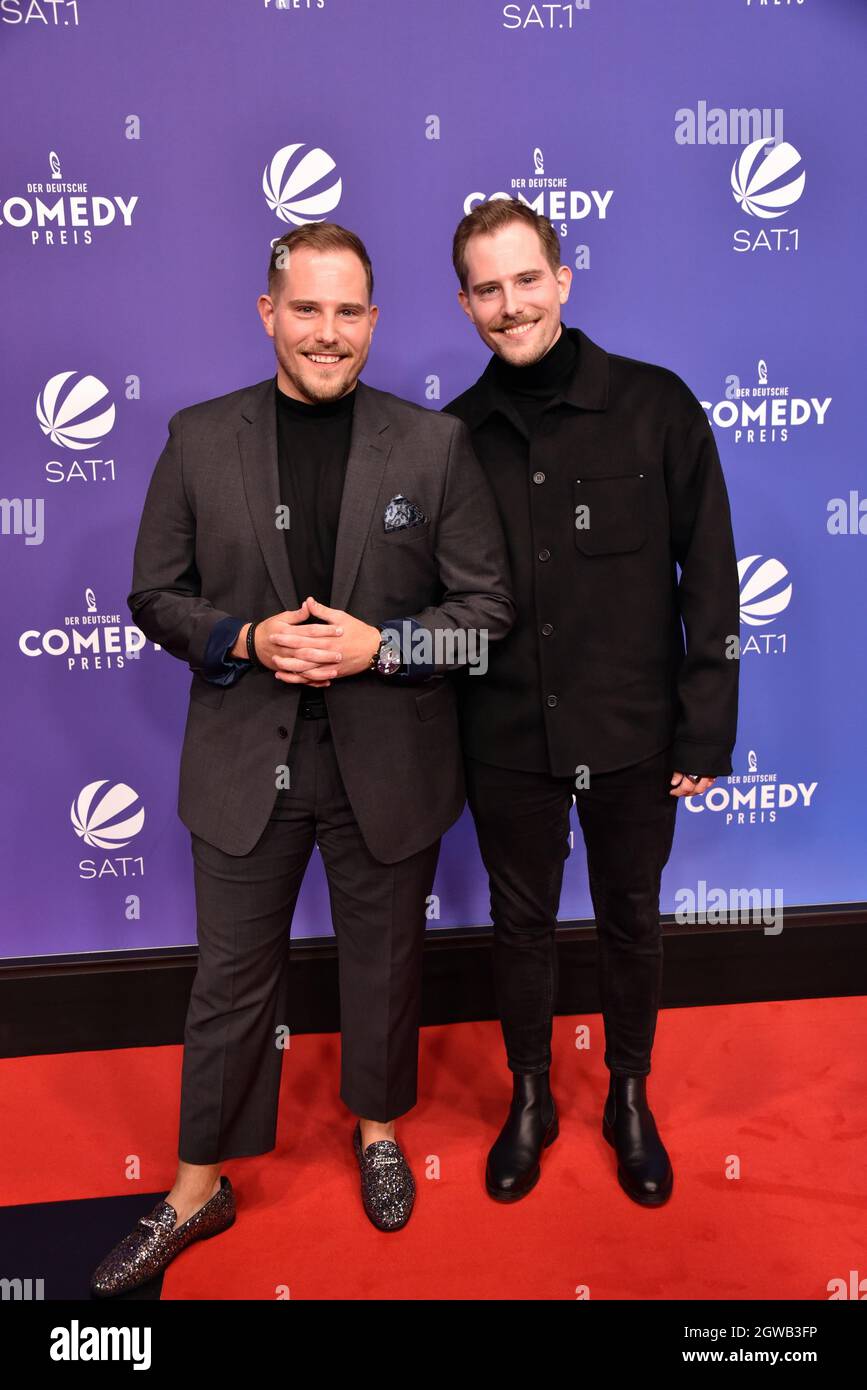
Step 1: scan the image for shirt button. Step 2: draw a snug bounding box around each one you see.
[277,725,288,738]
[546,695,558,708]
[541,623,554,636]
[538,548,551,562]
[532,471,546,484]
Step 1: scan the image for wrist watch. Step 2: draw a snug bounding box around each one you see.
[369,628,403,677]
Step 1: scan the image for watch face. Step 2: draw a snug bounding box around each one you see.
[378,642,402,675]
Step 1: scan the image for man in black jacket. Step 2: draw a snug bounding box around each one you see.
[443,199,740,1206]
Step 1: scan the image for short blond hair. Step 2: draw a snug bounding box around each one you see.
[267,222,374,302]
[452,199,561,291]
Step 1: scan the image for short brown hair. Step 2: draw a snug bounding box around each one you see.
[267,222,374,302]
[452,199,561,291]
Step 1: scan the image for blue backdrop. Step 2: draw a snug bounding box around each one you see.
[1,0,864,957]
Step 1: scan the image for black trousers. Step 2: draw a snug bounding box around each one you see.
[463,746,679,1078]
[177,713,440,1165]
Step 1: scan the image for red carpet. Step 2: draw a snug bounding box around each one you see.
[2,998,865,1299]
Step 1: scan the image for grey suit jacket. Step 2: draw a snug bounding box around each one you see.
[127,376,515,861]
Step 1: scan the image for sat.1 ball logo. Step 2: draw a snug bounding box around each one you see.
[731,137,805,254]
[37,371,115,450]
[262,143,342,227]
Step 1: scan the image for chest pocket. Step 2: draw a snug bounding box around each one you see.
[373,519,432,547]
[573,473,647,555]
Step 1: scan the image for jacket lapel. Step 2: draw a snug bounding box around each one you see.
[329,380,391,611]
[237,376,299,612]
[236,375,392,615]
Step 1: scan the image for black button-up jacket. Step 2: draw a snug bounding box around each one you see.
[443,325,740,778]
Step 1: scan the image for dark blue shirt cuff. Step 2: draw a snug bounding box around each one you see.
[379,617,437,683]
[201,616,251,685]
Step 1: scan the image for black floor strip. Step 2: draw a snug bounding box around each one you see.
[0,1191,169,1301]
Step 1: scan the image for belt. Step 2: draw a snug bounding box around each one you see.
[298,694,329,720]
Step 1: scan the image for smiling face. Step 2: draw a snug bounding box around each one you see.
[457,219,572,365]
[257,246,378,403]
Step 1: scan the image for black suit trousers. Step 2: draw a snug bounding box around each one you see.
[464,746,679,1078]
[177,714,440,1164]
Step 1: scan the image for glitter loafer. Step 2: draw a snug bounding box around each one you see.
[90,1174,236,1297]
[352,1122,416,1232]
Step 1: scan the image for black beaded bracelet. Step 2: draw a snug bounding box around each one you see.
[246,620,262,668]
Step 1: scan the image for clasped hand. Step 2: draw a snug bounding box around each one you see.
[254,597,381,687]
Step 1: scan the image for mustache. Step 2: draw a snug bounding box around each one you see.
[298,343,352,356]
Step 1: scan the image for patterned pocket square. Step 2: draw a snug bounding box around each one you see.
[383,494,428,532]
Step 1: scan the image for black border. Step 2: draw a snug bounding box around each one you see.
[2,906,865,1058]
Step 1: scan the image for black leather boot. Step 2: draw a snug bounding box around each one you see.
[602,1074,673,1206]
[485,1070,559,1202]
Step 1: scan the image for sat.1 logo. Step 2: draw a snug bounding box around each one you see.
[262,143,342,227]
[731,137,805,254]
[37,370,118,484]
[71,779,146,881]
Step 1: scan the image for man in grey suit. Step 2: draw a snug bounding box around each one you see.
[91,223,513,1295]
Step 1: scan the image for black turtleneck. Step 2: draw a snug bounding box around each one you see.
[275,379,356,624]
[491,321,578,435]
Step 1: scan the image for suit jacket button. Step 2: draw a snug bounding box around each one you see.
[277,725,288,738]
[532,471,546,484]
[546,695,558,708]
[538,548,551,562]
[541,623,554,636]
